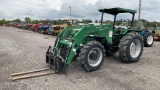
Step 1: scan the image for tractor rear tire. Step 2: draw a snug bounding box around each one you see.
[143,32,154,47]
[78,41,105,72]
[119,32,143,63]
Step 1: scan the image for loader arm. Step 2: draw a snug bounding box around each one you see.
[46,24,113,73]
[56,24,113,65]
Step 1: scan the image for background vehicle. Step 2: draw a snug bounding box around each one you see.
[21,22,27,29]
[52,24,67,36]
[39,25,49,34]
[152,24,160,41]
[16,23,22,28]
[38,20,49,34]
[30,23,42,32]
[24,24,33,30]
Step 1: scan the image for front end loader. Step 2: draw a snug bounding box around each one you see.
[46,7,145,74]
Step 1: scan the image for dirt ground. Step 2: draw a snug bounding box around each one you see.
[0,26,160,90]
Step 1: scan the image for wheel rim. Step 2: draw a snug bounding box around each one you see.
[88,47,102,67]
[147,35,153,45]
[130,39,141,58]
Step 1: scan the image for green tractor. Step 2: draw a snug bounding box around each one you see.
[46,7,147,73]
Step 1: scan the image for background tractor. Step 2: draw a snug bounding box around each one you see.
[32,23,43,32]
[154,31,160,41]
[21,22,27,29]
[52,24,67,36]
[46,7,149,73]
[151,24,160,41]
[16,23,22,28]
[38,20,51,34]
[39,25,49,34]
[24,24,33,30]
[141,27,154,46]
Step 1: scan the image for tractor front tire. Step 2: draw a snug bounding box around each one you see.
[119,32,143,63]
[143,32,154,47]
[78,41,105,72]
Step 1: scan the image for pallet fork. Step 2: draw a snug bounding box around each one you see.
[11,46,66,81]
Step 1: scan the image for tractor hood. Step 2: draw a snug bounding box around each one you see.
[59,24,102,41]
[57,24,113,47]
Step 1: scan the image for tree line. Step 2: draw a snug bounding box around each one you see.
[0,17,159,27]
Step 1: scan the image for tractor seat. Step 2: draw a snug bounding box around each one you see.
[116,27,123,33]
[113,27,122,36]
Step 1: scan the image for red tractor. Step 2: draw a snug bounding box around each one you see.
[32,23,43,32]
[17,23,22,28]
[24,24,33,30]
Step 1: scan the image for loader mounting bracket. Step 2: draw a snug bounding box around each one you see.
[46,46,68,74]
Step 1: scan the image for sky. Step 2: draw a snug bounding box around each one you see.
[0,0,159,21]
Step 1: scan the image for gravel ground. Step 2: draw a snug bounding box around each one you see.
[0,26,160,90]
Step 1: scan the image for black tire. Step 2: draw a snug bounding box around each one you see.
[38,29,41,33]
[78,41,105,72]
[47,31,51,35]
[52,32,55,36]
[119,32,143,63]
[143,32,154,47]
[40,30,44,34]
